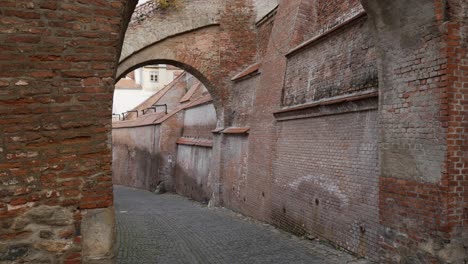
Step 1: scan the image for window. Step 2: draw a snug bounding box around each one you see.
[150,71,158,82]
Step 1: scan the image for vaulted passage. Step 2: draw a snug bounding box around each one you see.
[112,63,219,203]
[0,0,466,263]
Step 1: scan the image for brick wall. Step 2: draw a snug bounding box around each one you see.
[229,76,258,127]
[234,0,380,260]
[291,0,363,46]
[444,0,468,254]
[283,16,377,107]
[273,109,379,259]
[221,135,250,213]
[256,14,275,60]
[362,0,467,262]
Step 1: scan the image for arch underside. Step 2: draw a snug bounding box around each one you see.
[117,25,220,96]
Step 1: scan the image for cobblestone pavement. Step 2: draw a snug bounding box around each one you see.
[114,185,370,264]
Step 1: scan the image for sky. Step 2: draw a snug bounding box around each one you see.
[138,0,149,5]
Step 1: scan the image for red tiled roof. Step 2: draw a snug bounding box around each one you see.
[112,112,166,129]
[122,72,187,120]
[180,82,202,103]
[231,63,262,82]
[115,78,141,89]
[222,127,250,134]
[155,94,213,124]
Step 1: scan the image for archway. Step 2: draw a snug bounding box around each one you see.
[117,58,223,122]
[112,59,221,202]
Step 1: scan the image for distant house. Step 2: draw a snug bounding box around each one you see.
[113,64,183,116]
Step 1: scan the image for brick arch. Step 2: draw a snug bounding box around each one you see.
[117,25,221,98]
[117,57,224,123]
[119,0,223,64]
[0,0,258,262]
[118,59,213,96]
[118,0,259,127]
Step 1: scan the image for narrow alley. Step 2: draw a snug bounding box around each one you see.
[114,185,368,264]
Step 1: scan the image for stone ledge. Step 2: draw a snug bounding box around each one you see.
[222,127,250,135]
[255,5,278,27]
[176,137,213,148]
[286,10,367,58]
[274,91,378,121]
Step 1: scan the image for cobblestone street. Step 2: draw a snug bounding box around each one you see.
[114,185,369,264]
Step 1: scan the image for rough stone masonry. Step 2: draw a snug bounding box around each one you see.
[0,0,466,263]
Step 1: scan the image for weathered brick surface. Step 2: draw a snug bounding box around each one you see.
[221,135,250,213]
[112,125,161,190]
[120,0,223,63]
[273,109,379,259]
[291,0,363,46]
[229,76,258,127]
[362,0,467,262]
[174,103,217,202]
[174,145,213,203]
[118,0,258,124]
[181,103,217,140]
[283,16,377,107]
[256,14,275,60]
[0,0,137,262]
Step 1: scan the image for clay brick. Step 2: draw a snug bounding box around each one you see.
[3,10,41,19]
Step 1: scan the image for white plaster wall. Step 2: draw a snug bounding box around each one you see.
[141,66,177,92]
[254,0,278,22]
[112,89,155,114]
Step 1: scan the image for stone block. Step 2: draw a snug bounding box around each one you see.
[82,207,116,263]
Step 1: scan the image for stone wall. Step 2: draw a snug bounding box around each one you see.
[174,145,213,203]
[174,103,217,202]
[181,103,217,140]
[113,102,217,202]
[112,125,161,190]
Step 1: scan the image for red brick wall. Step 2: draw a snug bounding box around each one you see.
[112,125,161,190]
[291,0,363,45]
[240,3,384,261]
[221,135,250,212]
[441,0,468,259]
[283,16,377,107]
[217,0,257,111]
[273,109,380,258]
[0,0,137,262]
[362,0,467,262]
[256,16,275,60]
